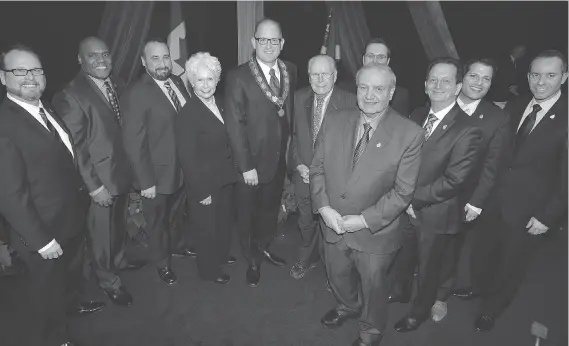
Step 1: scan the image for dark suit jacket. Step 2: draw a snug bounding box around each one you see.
[290,86,357,171]
[0,99,88,251]
[120,74,189,194]
[175,90,239,203]
[224,59,297,183]
[491,94,567,229]
[311,107,424,254]
[338,78,410,116]
[52,71,131,196]
[460,99,510,209]
[409,104,483,234]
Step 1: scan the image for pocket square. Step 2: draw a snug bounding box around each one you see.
[550,114,555,119]
[376,142,382,148]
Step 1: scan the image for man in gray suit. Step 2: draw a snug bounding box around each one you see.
[311,64,424,346]
[289,55,356,279]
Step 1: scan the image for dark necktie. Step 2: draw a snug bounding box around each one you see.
[39,108,71,156]
[312,94,326,145]
[515,104,542,150]
[164,81,182,113]
[104,81,121,124]
[269,68,280,96]
[353,123,372,170]
[423,113,438,141]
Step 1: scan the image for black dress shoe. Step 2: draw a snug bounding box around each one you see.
[394,316,423,332]
[212,273,231,284]
[172,247,197,258]
[246,264,261,287]
[352,336,383,346]
[157,266,178,286]
[104,286,133,307]
[474,315,495,331]
[320,309,359,330]
[67,301,106,316]
[388,293,411,304]
[119,259,147,271]
[452,287,481,300]
[261,249,286,266]
[226,255,237,265]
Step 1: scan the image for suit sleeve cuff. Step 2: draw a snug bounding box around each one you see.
[38,239,56,254]
[89,185,105,196]
[466,203,482,215]
[360,215,369,229]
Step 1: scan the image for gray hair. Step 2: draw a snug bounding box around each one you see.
[307,54,337,73]
[185,52,222,84]
[356,63,397,88]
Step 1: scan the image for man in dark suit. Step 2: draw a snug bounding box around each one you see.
[313,64,423,346]
[437,58,510,310]
[225,18,297,287]
[455,50,567,331]
[0,45,102,346]
[392,57,483,332]
[121,39,193,286]
[490,44,530,104]
[289,54,356,280]
[53,37,145,308]
[338,38,410,116]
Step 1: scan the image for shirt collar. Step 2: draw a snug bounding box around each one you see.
[358,108,386,132]
[529,90,561,114]
[88,75,112,89]
[429,101,456,120]
[256,58,279,78]
[456,97,481,115]
[7,93,45,114]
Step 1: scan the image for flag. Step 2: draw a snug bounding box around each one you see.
[167,1,188,78]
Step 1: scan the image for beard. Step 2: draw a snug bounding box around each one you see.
[149,67,171,81]
[8,84,44,103]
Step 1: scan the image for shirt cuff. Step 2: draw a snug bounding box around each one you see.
[89,185,105,196]
[38,239,56,254]
[318,206,331,214]
[360,215,369,229]
[466,203,482,215]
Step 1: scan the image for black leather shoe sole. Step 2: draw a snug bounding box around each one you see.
[262,250,286,267]
[212,274,231,284]
[104,288,133,307]
[320,309,358,330]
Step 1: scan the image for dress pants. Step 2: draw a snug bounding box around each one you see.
[393,214,455,321]
[85,193,128,291]
[236,159,286,265]
[471,209,545,317]
[292,171,321,265]
[142,187,185,268]
[322,231,395,343]
[169,190,191,251]
[190,184,234,280]
[10,231,85,346]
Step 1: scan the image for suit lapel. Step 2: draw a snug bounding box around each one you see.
[343,112,358,179]
[518,96,566,149]
[79,72,114,113]
[143,73,179,113]
[423,104,460,151]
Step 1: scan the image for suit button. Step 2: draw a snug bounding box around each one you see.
[276,151,280,156]
[341,193,346,199]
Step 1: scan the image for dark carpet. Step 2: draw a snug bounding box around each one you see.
[1,215,566,346]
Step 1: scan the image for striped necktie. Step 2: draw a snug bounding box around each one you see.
[423,113,438,141]
[104,81,121,125]
[164,81,182,112]
[269,68,280,96]
[352,123,372,170]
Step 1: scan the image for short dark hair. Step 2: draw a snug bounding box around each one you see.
[365,38,391,59]
[254,18,282,38]
[463,58,498,77]
[531,50,568,74]
[141,37,169,58]
[0,43,40,70]
[426,57,463,83]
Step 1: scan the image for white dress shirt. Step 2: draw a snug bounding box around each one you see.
[153,77,187,110]
[517,91,561,133]
[457,97,482,116]
[425,101,456,136]
[257,58,280,85]
[7,93,75,254]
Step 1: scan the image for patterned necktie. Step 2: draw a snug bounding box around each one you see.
[269,68,280,96]
[312,94,326,145]
[39,108,70,156]
[423,113,438,141]
[104,81,121,124]
[164,81,182,113]
[352,123,372,170]
[515,104,542,150]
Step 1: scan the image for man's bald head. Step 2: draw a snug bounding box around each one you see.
[77,36,112,80]
[356,64,396,89]
[254,18,282,38]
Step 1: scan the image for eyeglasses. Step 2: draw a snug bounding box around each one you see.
[364,53,388,62]
[254,37,282,46]
[309,72,333,81]
[2,68,44,76]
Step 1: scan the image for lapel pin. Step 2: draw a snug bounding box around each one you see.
[442,125,448,130]
[376,142,382,148]
[479,114,484,119]
[550,114,555,119]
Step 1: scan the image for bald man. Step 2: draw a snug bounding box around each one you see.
[312,64,423,346]
[53,37,145,308]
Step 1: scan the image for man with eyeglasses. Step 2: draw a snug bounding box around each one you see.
[338,38,410,116]
[225,18,297,287]
[0,44,100,346]
[53,37,145,308]
[289,55,356,280]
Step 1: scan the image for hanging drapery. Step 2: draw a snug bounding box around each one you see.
[237,1,264,65]
[98,1,155,86]
[407,2,459,60]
